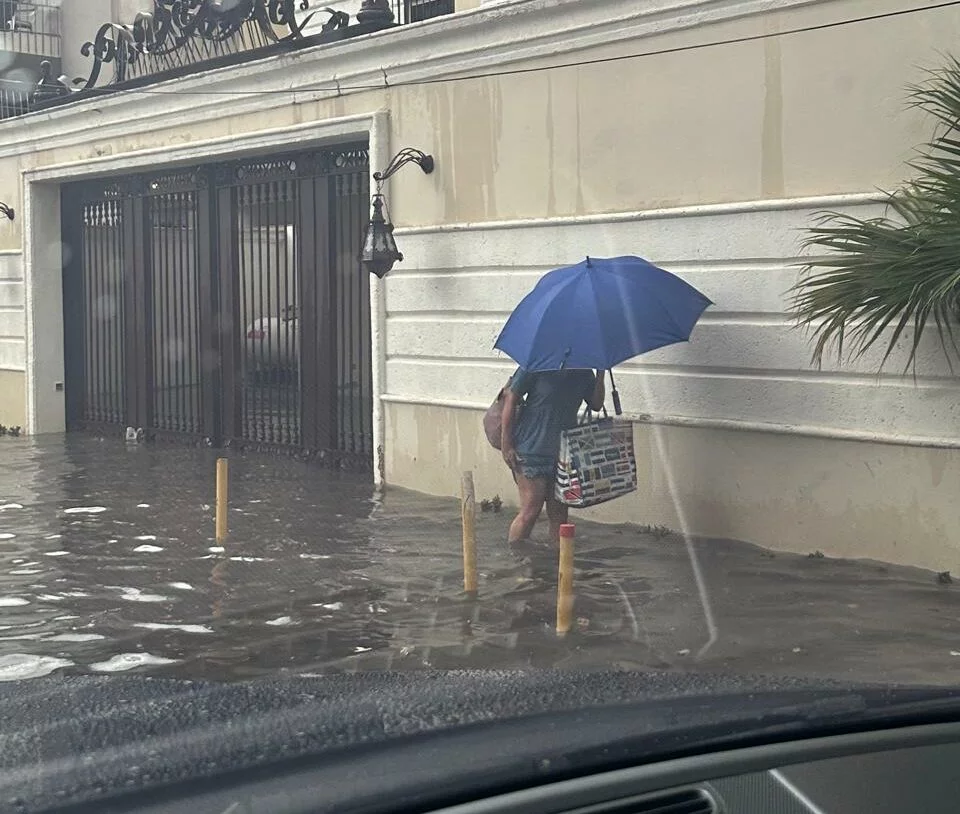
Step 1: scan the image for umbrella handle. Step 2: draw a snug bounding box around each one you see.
[608,369,623,416]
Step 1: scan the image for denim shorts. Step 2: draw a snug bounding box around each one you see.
[515,453,556,482]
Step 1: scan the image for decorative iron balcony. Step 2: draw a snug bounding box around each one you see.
[0,0,457,122]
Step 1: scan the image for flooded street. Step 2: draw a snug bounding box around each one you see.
[1,434,959,686]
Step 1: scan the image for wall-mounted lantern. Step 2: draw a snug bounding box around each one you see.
[0,202,13,221]
[360,148,434,279]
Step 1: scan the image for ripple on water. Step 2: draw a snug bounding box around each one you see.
[49,633,106,643]
[118,587,171,603]
[133,545,164,553]
[134,623,213,634]
[0,597,30,607]
[89,653,179,672]
[0,654,73,681]
[63,506,107,515]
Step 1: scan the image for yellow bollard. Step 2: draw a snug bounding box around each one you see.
[461,471,478,596]
[556,523,575,636]
[215,457,229,544]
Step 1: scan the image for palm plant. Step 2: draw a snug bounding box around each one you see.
[791,56,960,372]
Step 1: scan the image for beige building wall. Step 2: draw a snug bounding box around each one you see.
[0,370,25,430]
[60,0,154,83]
[386,402,960,572]
[1,0,959,569]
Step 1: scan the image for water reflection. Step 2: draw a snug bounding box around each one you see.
[1,435,960,686]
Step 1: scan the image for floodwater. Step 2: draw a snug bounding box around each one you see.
[1,434,960,686]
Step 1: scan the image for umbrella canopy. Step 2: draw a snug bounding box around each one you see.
[494,256,712,371]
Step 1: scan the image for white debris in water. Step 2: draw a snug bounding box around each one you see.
[44,534,62,540]
[134,535,158,541]
[201,504,211,511]
[49,633,105,643]
[0,504,24,511]
[318,602,343,611]
[90,653,178,672]
[299,553,332,560]
[134,622,213,634]
[107,539,119,544]
[168,582,194,591]
[248,499,263,504]
[208,546,225,554]
[0,654,73,681]
[136,504,150,508]
[63,506,107,514]
[353,646,372,653]
[44,551,70,557]
[0,597,29,607]
[118,588,169,603]
[133,544,164,553]
[265,616,295,627]
[0,533,15,540]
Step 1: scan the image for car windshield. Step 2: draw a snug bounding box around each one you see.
[1,0,959,783]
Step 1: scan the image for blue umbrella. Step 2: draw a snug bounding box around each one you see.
[495,255,712,372]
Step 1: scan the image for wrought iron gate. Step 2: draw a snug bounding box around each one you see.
[62,144,373,470]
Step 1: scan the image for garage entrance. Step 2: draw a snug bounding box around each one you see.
[61,144,373,470]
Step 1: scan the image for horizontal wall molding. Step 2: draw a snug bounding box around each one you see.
[0,0,846,160]
[0,251,24,371]
[392,192,886,235]
[22,113,383,183]
[383,194,960,447]
[381,394,960,451]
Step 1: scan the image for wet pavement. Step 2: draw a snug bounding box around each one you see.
[0,434,959,686]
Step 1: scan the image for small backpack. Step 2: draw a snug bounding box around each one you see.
[483,380,521,450]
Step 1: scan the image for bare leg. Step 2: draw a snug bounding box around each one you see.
[545,494,569,547]
[508,473,548,543]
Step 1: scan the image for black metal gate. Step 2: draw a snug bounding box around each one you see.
[62,144,373,470]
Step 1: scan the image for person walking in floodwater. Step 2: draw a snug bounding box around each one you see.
[500,368,605,546]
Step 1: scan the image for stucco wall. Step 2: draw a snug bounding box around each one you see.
[385,400,960,573]
[8,0,957,216]
[0,370,25,430]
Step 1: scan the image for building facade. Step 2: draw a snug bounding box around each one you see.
[1,0,959,571]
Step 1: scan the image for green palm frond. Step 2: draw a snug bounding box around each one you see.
[791,55,960,372]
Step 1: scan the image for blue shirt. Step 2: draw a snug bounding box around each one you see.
[509,368,597,460]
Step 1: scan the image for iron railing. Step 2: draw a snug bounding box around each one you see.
[396,0,455,25]
[0,1,61,57]
[0,0,457,121]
